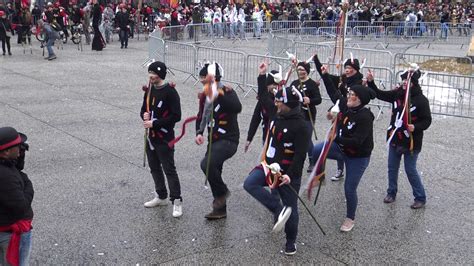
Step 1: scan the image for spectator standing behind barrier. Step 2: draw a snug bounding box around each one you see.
[195,63,242,220]
[38,19,59,60]
[102,5,114,43]
[115,4,129,49]
[0,127,34,266]
[237,6,245,39]
[0,10,12,56]
[82,3,92,45]
[141,61,184,218]
[191,5,202,43]
[366,67,431,210]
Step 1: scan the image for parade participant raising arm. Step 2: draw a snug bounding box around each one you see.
[312,65,375,232]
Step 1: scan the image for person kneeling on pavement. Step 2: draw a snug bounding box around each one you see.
[244,86,309,256]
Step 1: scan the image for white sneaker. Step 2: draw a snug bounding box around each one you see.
[172,201,183,218]
[340,218,355,232]
[144,196,168,208]
[272,206,292,233]
[331,169,344,181]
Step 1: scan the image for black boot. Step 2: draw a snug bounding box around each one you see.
[205,205,227,220]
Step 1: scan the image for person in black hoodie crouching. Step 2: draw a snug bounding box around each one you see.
[141,61,183,218]
[366,66,431,209]
[313,65,375,232]
[195,62,242,220]
[244,86,309,256]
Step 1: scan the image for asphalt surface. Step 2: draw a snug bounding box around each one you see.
[0,35,473,264]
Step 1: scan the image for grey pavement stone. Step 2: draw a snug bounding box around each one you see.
[0,35,472,264]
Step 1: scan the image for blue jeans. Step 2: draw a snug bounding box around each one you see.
[119,29,128,47]
[387,146,426,202]
[0,230,32,266]
[312,142,370,219]
[441,23,448,39]
[253,22,262,38]
[46,38,55,57]
[311,141,344,172]
[243,167,300,244]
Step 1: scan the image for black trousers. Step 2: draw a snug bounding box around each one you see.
[1,36,11,53]
[200,139,238,198]
[146,141,181,201]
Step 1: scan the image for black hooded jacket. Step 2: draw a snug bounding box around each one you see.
[263,107,309,180]
[0,159,34,226]
[367,80,431,151]
[322,73,375,158]
[247,74,277,143]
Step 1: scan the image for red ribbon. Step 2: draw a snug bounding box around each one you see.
[0,219,32,266]
[168,116,198,148]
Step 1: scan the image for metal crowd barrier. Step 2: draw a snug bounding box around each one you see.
[393,53,473,76]
[163,41,197,82]
[417,72,473,118]
[146,32,165,65]
[196,46,246,91]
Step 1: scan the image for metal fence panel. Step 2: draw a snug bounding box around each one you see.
[163,41,197,81]
[418,73,473,118]
[148,33,165,63]
[393,53,473,76]
[196,46,246,90]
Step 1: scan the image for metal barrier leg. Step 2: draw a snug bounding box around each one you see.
[183,73,197,84]
[243,86,257,98]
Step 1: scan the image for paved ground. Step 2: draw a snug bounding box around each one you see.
[0,36,473,264]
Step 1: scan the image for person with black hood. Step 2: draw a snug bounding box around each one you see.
[0,10,12,56]
[366,66,431,209]
[245,61,279,152]
[141,61,183,218]
[0,127,34,266]
[289,61,322,172]
[244,85,309,256]
[313,65,375,232]
[115,4,130,49]
[195,62,242,220]
[91,0,105,51]
[312,54,364,181]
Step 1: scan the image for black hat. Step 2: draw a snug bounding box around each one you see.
[266,70,279,86]
[350,85,375,106]
[297,61,311,74]
[400,69,422,87]
[148,61,167,80]
[0,127,21,151]
[199,62,223,82]
[344,58,360,72]
[274,86,303,109]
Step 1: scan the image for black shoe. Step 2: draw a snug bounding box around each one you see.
[2,52,5,56]
[383,195,396,204]
[120,45,123,49]
[410,200,425,209]
[205,206,227,220]
[8,51,12,56]
[284,242,296,256]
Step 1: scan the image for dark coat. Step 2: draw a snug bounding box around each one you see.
[367,80,431,151]
[322,73,375,158]
[140,83,181,145]
[0,160,34,226]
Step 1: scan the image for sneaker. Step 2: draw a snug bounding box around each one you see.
[144,195,168,208]
[172,200,182,217]
[330,169,344,181]
[340,218,354,232]
[410,200,426,209]
[284,242,297,256]
[47,55,57,61]
[272,206,292,233]
[383,195,396,203]
[205,206,227,220]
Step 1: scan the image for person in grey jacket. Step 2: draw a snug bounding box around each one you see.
[38,19,59,60]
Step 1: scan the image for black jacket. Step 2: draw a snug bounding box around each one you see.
[289,78,322,122]
[197,87,242,144]
[0,160,34,226]
[313,54,363,97]
[322,73,374,158]
[140,83,181,145]
[247,74,277,143]
[0,18,12,41]
[115,11,130,30]
[367,81,431,151]
[264,107,309,180]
